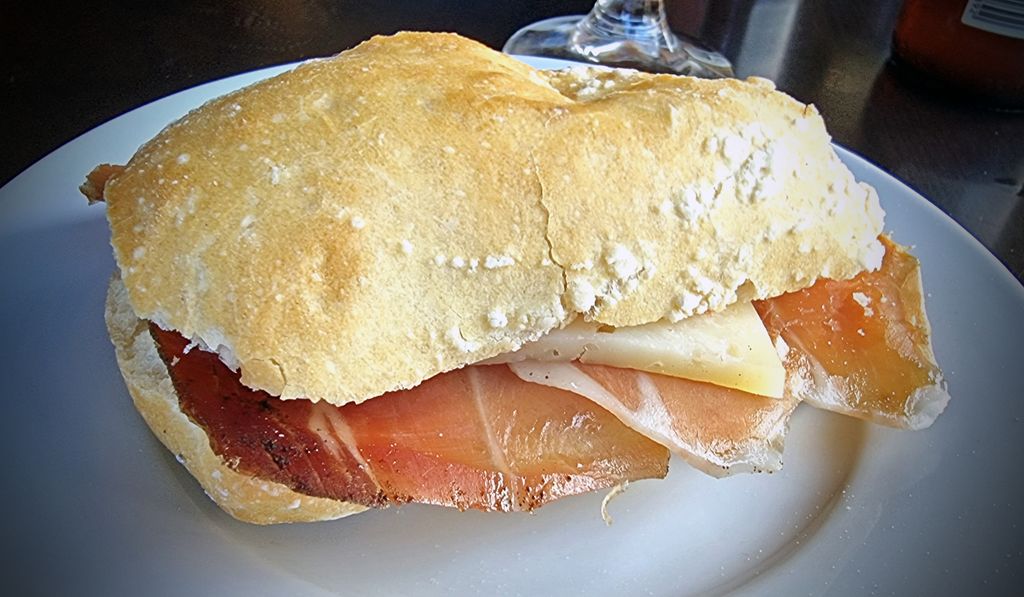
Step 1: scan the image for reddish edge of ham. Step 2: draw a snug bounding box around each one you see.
[150,324,669,512]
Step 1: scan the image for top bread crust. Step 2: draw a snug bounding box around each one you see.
[104,32,884,406]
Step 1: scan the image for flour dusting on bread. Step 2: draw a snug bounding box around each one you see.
[102,32,883,406]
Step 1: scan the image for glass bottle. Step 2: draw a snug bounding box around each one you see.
[892,0,1024,109]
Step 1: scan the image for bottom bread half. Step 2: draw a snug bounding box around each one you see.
[105,275,366,524]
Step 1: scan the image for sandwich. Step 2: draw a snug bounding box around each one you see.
[84,32,950,524]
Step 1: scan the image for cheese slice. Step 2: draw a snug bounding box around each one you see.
[485,301,785,398]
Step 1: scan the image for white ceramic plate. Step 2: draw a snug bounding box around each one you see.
[2,58,1022,596]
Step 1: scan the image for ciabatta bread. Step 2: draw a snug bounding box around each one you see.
[103,32,883,407]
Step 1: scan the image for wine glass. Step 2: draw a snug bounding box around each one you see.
[503,0,733,78]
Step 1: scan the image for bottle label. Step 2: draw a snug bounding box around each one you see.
[962,0,1024,40]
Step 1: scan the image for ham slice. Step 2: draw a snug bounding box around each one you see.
[150,324,669,512]
[754,236,950,430]
[509,362,798,477]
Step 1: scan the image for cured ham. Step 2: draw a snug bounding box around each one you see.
[754,236,949,429]
[150,324,669,512]
[509,362,798,477]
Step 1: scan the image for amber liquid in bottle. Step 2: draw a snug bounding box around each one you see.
[892,0,1024,108]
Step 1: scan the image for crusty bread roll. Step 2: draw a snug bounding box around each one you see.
[106,274,364,524]
[103,31,884,407]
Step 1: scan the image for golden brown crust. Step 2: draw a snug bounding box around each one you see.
[103,32,884,406]
[106,32,568,405]
[80,164,125,203]
[105,275,365,524]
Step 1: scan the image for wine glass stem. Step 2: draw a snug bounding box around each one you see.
[578,0,678,50]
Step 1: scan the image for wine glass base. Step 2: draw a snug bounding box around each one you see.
[503,15,733,78]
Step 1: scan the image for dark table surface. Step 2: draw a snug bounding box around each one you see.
[4,0,1022,281]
